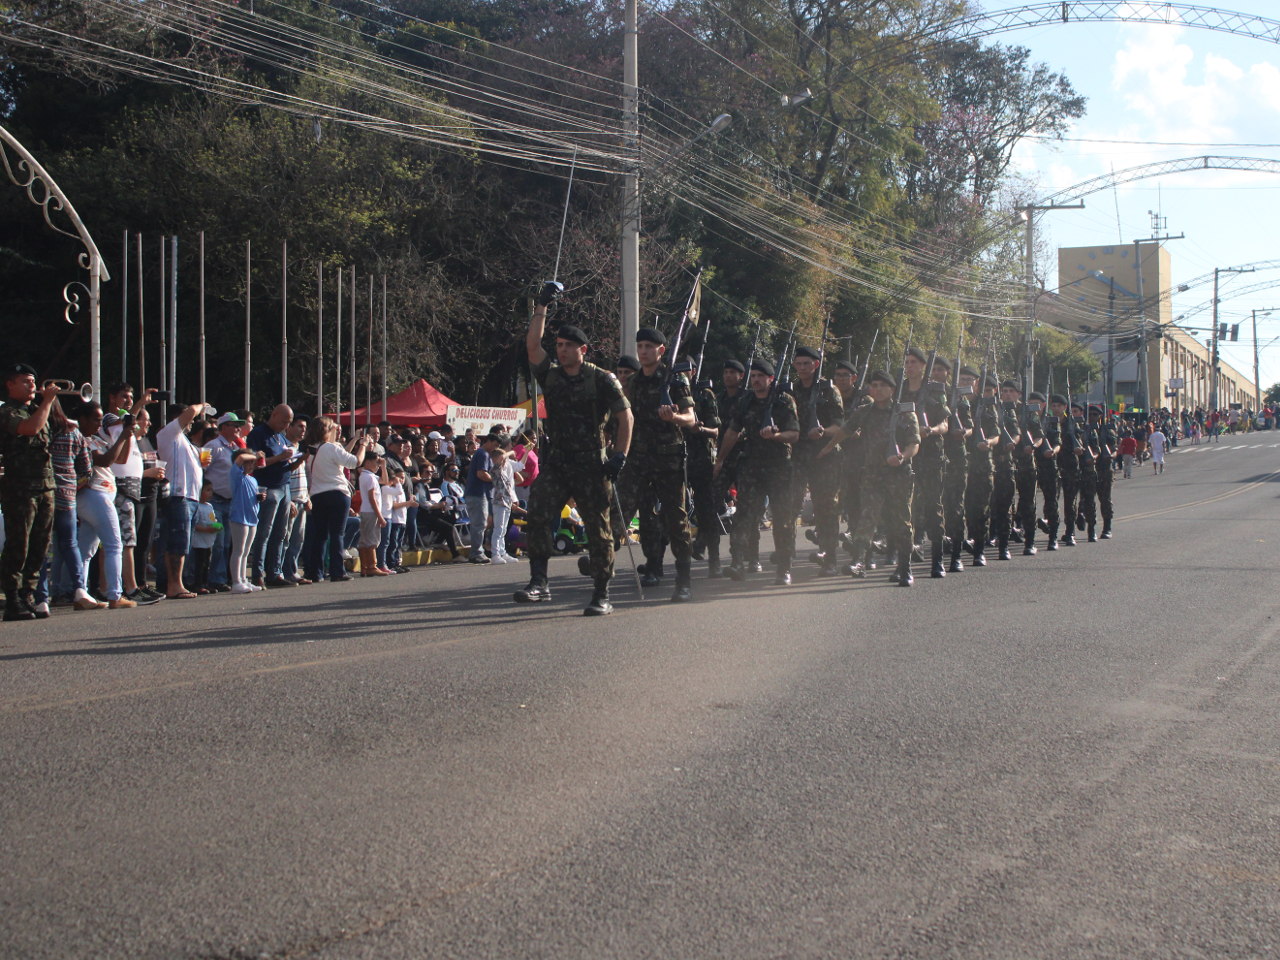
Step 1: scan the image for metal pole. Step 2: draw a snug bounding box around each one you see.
[1133,239,1148,414]
[335,266,342,427]
[199,231,206,404]
[317,260,324,418]
[1253,309,1262,415]
[1107,279,1116,410]
[281,239,288,405]
[1210,268,1220,411]
[366,272,373,428]
[158,236,168,423]
[136,233,146,395]
[620,0,640,351]
[90,253,102,403]
[169,235,178,403]
[381,273,387,414]
[245,239,252,410]
[349,268,356,435]
[121,230,128,381]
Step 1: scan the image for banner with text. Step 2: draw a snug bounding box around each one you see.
[445,405,528,436]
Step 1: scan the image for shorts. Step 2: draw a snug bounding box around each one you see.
[164,497,199,557]
[114,493,137,548]
[358,512,382,548]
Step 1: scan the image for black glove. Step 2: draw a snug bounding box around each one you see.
[535,280,564,307]
[602,451,626,480]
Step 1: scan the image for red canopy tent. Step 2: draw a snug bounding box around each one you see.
[343,378,459,427]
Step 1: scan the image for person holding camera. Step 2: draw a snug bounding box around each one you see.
[103,383,165,604]
[75,402,137,609]
[302,417,371,583]
[514,282,632,616]
[0,363,58,621]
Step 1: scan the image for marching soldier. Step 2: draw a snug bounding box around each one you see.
[0,364,58,622]
[1034,392,1061,552]
[714,359,748,518]
[963,371,1000,567]
[934,358,969,573]
[786,345,844,575]
[713,358,798,585]
[1006,380,1042,556]
[833,359,869,560]
[1092,405,1116,539]
[903,347,950,577]
[516,287,632,615]
[1074,401,1100,543]
[989,381,1020,562]
[615,328,696,601]
[1050,393,1080,547]
[676,359,723,577]
[825,370,920,586]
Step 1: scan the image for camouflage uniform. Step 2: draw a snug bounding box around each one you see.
[905,380,950,570]
[844,400,920,578]
[1037,413,1061,545]
[988,403,1019,558]
[942,393,969,568]
[1094,417,1116,537]
[617,364,694,575]
[1013,409,1043,552]
[1077,416,1099,540]
[0,399,55,603]
[965,395,1000,563]
[786,377,844,568]
[1057,414,1081,544]
[714,385,748,512]
[727,392,798,574]
[685,382,721,569]
[525,355,629,581]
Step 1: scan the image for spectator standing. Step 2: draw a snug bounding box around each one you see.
[1149,426,1167,474]
[464,434,499,563]
[75,402,137,609]
[513,433,539,501]
[190,479,221,593]
[1118,430,1137,479]
[385,466,413,573]
[104,383,163,604]
[131,407,163,593]
[228,451,263,594]
[281,415,311,584]
[201,412,246,592]
[0,365,59,621]
[302,417,369,584]
[490,443,519,563]
[357,450,390,576]
[39,399,101,612]
[155,402,209,600]
[246,404,299,588]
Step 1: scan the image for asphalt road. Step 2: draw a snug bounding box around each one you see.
[3,433,1280,959]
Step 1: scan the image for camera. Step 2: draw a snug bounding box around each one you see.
[535,280,564,307]
[152,390,172,403]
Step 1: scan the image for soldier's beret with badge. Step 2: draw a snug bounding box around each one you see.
[959,365,980,379]
[1070,401,1085,411]
[723,358,745,374]
[794,345,821,361]
[1088,404,1103,415]
[1050,393,1067,405]
[930,356,952,372]
[905,346,926,363]
[750,358,775,377]
[2,362,37,381]
[556,324,589,346]
[1028,391,1045,403]
[1000,379,1021,392]
[834,359,857,375]
[615,354,640,372]
[866,369,896,389]
[983,376,999,390]
[635,327,666,346]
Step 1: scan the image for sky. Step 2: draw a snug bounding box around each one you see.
[1003,0,1280,390]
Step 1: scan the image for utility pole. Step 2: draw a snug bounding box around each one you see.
[1131,212,1184,415]
[1210,265,1254,410]
[620,0,640,351]
[1251,308,1278,415]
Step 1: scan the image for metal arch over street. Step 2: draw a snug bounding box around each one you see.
[946,2,1280,46]
[1033,156,1280,208]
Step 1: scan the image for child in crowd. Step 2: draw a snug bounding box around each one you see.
[489,445,518,564]
[191,479,222,594]
[385,466,414,573]
[358,451,389,576]
[229,451,262,594]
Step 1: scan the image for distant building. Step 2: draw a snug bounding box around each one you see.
[1038,243,1256,413]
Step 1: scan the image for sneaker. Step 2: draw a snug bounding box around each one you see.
[108,596,138,609]
[31,600,51,619]
[492,556,510,564]
[230,583,254,595]
[468,554,490,564]
[126,589,164,606]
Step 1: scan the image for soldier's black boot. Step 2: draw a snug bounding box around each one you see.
[577,555,592,576]
[948,544,964,574]
[513,558,552,603]
[4,592,34,622]
[1100,523,1113,540]
[637,560,664,587]
[1046,524,1058,551]
[706,546,723,579]
[895,556,913,587]
[997,538,1012,561]
[671,559,692,602]
[583,580,613,616]
[1061,533,1076,546]
[774,565,792,586]
[1087,524,1097,543]
[726,559,747,581]
[1023,529,1037,556]
[930,541,945,578]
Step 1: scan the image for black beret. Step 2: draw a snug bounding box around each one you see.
[905,346,926,363]
[959,365,980,379]
[750,358,775,377]
[615,354,640,372]
[794,345,821,361]
[556,324,589,346]
[1049,393,1067,405]
[1070,401,1085,411]
[866,369,896,389]
[1028,391,1046,403]
[1000,379,1021,392]
[1088,404,1104,415]
[723,359,745,374]
[2,363,37,380]
[930,355,952,372]
[834,359,857,375]
[983,376,1000,391]
[635,327,667,346]
[671,359,694,374]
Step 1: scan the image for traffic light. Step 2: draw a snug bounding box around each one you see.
[1219,323,1229,339]
[1231,324,1240,341]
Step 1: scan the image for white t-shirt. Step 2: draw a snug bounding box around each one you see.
[358,469,381,515]
[107,424,143,480]
[1149,430,1167,460]
[308,442,358,497]
[83,434,117,495]
[157,416,204,501]
[385,484,406,525]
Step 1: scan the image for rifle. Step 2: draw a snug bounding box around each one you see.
[991,342,1018,447]
[694,314,713,388]
[917,328,946,432]
[885,323,915,461]
[946,328,967,433]
[762,320,799,431]
[804,306,834,434]
[1063,368,1082,453]
[854,328,879,401]
[660,269,703,406]
[972,328,994,445]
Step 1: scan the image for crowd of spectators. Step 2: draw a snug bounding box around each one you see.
[0,367,539,619]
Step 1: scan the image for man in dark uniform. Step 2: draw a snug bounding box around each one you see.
[989,381,1020,562]
[903,347,950,577]
[786,345,844,574]
[516,287,633,615]
[833,359,870,560]
[824,370,920,586]
[677,359,723,577]
[1092,405,1116,539]
[0,364,58,621]
[1074,401,1100,542]
[962,370,1000,567]
[1034,392,1061,552]
[713,358,799,585]
[616,327,696,602]
[934,358,970,573]
[714,359,747,517]
[1005,380,1042,556]
[1050,393,1080,547]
